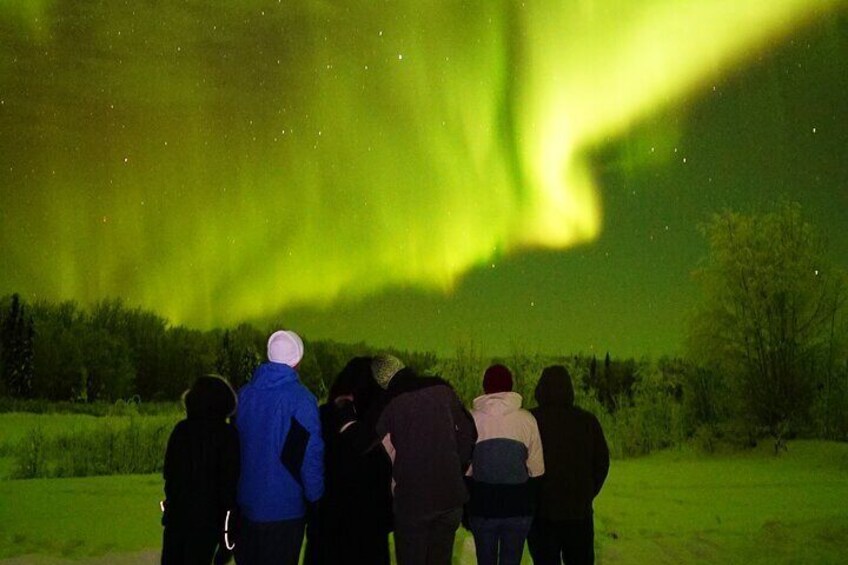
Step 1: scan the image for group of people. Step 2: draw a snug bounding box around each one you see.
[160,329,610,565]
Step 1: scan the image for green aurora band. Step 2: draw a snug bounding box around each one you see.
[0,0,844,327]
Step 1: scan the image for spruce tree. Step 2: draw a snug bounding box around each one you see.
[0,294,35,397]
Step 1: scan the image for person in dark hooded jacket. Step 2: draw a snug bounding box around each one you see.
[161,375,240,565]
[304,356,393,565]
[528,365,609,565]
[373,354,477,565]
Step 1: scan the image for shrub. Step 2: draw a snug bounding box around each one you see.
[603,369,686,458]
[13,427,47,478]
[11,415,176,479]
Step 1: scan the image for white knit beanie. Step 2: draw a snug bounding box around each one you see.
[267,330,304,367]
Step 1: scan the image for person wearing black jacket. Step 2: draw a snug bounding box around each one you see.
[528,365,609,565]
[304,356,393,565]
[161,375,240,565]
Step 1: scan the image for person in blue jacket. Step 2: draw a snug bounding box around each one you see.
[234,330,324,565]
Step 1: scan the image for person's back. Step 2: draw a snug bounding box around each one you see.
[235,330,324,565]
[162,375,240,565]
[305,356,393,565]
[467,365,544,565]
[381,375,473,516]
[529,365,609,565]
[237,362,323,520]
[373,355,477,565]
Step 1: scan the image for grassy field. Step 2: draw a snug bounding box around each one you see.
[1,440,846,563]
[0,414,110,479]
[593,441,848,564]
[0,412,180,480]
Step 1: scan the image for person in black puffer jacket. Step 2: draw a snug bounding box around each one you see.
[528,365,609,565]
[161,375,240,565]
[304,356,394,565]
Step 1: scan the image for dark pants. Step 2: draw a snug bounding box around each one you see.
[304,521,390,565]
[469,515,532,565]
[527,516,595,565]
[234,517,305,565]
[394,507,463,565]
[161,524,219,565]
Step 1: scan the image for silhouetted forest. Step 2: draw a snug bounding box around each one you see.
[1,293,846,457]
[2,204,847,451]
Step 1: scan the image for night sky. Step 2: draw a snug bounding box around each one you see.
[1,1,846,357]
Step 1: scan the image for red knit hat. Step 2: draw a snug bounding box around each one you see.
[483,364,513,394]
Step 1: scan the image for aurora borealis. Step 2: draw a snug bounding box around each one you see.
[1,1,847,356]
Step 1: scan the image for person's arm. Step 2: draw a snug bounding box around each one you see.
[297,396,325,503]
[526,413,545,478]
[450,389,477,473]
[163,421,188,501]
[592,416,610,496]
[375,403,394,461]
[221,425,240,511]
[161,421,190,526]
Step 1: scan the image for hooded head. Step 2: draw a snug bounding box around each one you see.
[267,330,304,367]
[328,356,381,415]
[534,365,575,408]
[483,364,513,394]
[184,375,237,420]
[371,354,405,389]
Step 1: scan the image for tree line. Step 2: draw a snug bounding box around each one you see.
[2,201,847,448]
[0,293,438,404]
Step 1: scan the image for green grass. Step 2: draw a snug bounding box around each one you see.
[0,412,180,479]
[593,441,848,564]
[1,441,846,563]
[0,413,106,447]
[0,474,164,559]
[0,413,110,479]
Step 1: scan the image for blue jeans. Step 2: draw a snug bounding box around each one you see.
[470,515,533,565]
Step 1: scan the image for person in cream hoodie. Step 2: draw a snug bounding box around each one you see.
[466,364,544,565]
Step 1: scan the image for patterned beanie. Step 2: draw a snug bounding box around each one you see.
[372,354,405,389]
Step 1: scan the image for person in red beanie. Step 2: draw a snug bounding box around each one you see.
[466,364,545,565]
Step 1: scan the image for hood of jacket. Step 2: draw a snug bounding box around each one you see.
[534,365,575,408]
[185,375,237,420]
[385,367,449,399]
[472,391,523,415]
[250,361,300,389]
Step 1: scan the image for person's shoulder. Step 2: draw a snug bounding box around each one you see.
[290,379,319,406]
[515,406,538,424]
[386,373,449,401]
[236,381,254,398]
[573,405,603,426]
[170,418,190,434]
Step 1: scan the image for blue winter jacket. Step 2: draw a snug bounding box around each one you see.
[236,362,324,522]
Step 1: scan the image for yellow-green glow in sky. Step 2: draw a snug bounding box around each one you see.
[0,0,842,327]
